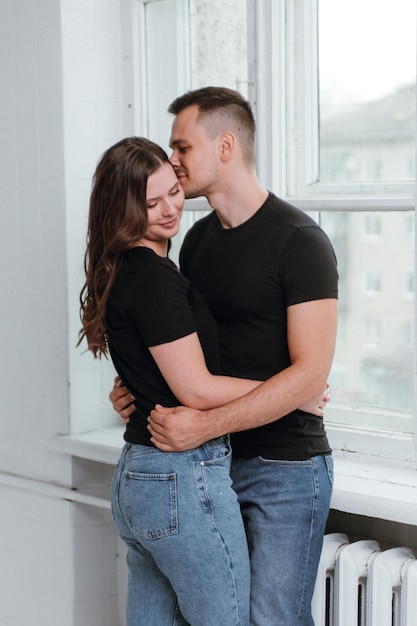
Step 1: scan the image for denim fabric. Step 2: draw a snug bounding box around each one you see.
[111,437,250,626]
[231,454,334,626]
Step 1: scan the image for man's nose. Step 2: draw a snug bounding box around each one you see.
[169,151,180,167]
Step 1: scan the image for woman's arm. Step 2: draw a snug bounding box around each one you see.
[149,332,260,410]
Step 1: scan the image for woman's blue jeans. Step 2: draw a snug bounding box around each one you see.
[231,454,333,626]
[111,437,250,626]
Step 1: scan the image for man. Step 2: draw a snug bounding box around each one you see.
[111,87,338,625]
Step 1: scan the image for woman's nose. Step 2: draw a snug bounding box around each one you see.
[162,198,177,215]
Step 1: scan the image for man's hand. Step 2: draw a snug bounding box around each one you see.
[109,377,136,423]
[148,404,213,451]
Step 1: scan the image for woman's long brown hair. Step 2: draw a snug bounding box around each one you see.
[78,137,170,358]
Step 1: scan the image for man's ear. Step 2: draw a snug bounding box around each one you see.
[219,131,235,162]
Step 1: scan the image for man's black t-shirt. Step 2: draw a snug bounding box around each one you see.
[180,192,338,460]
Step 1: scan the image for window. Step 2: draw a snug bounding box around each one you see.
[132,0,416,456]
[318,0,416,187]
[134,0,248,260]
[364,271,382,296]
[176,0,248,256]
[364,216,381,238]
[137,0,247,152]
[405,272,414,300]
[364,320,381,349]
[282,0,416,439]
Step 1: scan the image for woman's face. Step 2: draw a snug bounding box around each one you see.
[142,162,185,250]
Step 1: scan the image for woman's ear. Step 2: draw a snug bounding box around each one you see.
[219,132,235,162]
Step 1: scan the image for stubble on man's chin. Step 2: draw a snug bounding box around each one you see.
[180,178,206,200]
[184,188,203,200]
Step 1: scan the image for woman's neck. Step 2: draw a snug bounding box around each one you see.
[132,240,169,257]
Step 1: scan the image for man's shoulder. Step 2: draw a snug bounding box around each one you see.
[264,193,318,228]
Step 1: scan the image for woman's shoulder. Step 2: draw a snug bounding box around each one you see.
[120,248,186,289]
[121,247,176,272]
[109,249,188,314]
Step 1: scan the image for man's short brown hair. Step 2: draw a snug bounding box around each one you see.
[168,87,256,165]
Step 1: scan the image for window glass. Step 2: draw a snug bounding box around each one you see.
[316,0,416,433]
[321,210,415,432]
[189,0,247,94]
[318,0,416,184]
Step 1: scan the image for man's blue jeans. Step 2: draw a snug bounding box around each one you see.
[111,437,250,626]
[231,454,333,626]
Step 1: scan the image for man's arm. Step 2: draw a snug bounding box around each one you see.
[148,298,337,451]
[110,376,329,427]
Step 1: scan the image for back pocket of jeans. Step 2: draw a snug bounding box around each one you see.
[125,471,178,540]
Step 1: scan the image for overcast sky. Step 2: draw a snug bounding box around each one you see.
[319,0,416,107]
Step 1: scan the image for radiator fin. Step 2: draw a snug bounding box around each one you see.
[312,534,417,626]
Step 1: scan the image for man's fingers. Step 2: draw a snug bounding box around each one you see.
[149,437,175,452]
[148,405,173,425]
[147,417,167,439]
[150,404,172,416]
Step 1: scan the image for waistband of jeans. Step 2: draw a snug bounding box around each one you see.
[122,435,230,458]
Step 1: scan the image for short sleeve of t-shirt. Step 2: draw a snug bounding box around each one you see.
[280,225,338,306]
[129,261,197,347]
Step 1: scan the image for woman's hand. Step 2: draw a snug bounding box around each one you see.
[109,377,136,423]
[298,383,330,416]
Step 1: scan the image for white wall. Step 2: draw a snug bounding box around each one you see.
[0,1,127,623]
[0,0,68,484]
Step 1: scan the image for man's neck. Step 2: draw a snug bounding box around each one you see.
[206,179,269,229]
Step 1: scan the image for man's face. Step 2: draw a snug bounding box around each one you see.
[169,104,220,199]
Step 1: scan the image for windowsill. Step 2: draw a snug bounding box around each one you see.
[50,426,417,526]
[52,426,124,465]
[331,453,417,526]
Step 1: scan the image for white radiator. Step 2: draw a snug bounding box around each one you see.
[311,533,417,626]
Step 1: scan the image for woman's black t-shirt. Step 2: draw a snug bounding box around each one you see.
[106,247,223,446]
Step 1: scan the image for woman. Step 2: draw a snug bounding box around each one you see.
[78,137,262,626]
[78,137,325,625]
